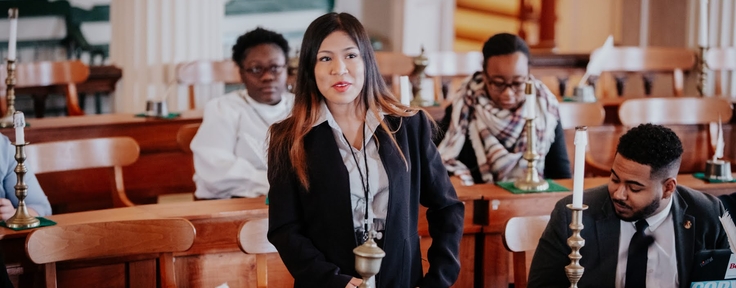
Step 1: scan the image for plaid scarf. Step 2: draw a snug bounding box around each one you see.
[437,72,560,183]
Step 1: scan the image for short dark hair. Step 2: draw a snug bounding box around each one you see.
[231,27,290,69]
[481,33,530,68]
[616,123,683,179]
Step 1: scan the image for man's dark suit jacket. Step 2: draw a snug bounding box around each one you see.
[267,112,465,288]
[528,185,728,288]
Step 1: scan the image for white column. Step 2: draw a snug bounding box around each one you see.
[110,0,225,113]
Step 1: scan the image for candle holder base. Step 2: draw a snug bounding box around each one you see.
[5,142,39,229]
[705,159,732,181]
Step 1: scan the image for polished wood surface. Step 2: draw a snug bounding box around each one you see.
[26,218,195,287]
[0,111,203,213]
[502,215,550,288]
[1,197,285,287]
[238,218,277,288]
[705,47,736,96]
[557,102,605,130]
[176,123,200,154]
[0,61,90,116]
[176,60,241,110]
[26,136,141,208]
[592,47,695,97]
[618,97,733,126]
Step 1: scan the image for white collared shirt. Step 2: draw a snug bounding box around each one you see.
[313,101,390,233]
[615,197,677,288]
[191,90,294,199]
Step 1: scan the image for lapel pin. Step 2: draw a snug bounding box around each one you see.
[684,220,692,229]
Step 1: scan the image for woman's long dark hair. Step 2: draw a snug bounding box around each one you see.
[269,12,418,190]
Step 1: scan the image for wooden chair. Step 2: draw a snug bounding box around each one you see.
[502,215,550,288]
[424,51,483,101]
[176,60,241,110]
[558,102,610,176]
[25,137,140,208]
[26,218,196,288]
[0,60,90,117]
[618,97,734,173]
[176,123,201,154]
[374,52,415,97]
[590,47,695,97]
[705,47,736,96]
[238,218,277,288]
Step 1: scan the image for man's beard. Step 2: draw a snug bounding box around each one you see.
[614,197,661,222]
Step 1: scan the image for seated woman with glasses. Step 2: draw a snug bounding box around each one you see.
[437,33,570,185]
[190,28,294,199]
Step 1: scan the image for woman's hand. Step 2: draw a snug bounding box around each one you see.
[345,277,362,288]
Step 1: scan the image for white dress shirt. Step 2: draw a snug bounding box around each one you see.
[313,102,390,234]
[191,90,294,199]
[616,197,677,288]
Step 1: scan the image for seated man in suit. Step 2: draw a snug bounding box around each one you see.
[528,123,728,288]
[436,33,570,185]
[0,135,51,220]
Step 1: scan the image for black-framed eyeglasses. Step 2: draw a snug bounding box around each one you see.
[488,80,526,93]
[243,64,287,76]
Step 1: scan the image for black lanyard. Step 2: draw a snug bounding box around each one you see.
[342,122,370,241]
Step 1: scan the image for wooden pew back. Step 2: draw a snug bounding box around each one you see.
[0,60,90,116]
[238,218,278,288]
[502,215,550,288]
[26,137,140,208]
[176,60,241,109]
[25,218,196,288]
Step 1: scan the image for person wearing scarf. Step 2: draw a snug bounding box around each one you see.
[437,33,571,184]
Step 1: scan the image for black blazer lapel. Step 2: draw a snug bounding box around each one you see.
[672,193,693,288]
[595,197,621,285]
[306,123,359,246]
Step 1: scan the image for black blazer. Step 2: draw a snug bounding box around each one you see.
[528,185,728,288]
[268,112,465,288]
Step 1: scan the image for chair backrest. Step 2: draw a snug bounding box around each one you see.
[618,97,733,126]
[26,137,141,207]
[618,97,733,174]
[26,218,195,288]
[559,102,607,176]
[176,60,241,109]
[0,60,90,116]
[705,47,736,96]
[591,47,695,96]
[176,123,201,154]
[558,102,606,130]
[238,218,277,288]
[424,51,483,101]
[374,52,415,97]
[502,215,551,288]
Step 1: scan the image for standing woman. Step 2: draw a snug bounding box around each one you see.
[267,12,464,288]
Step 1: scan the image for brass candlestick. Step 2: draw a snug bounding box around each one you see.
[6,141,39,229]
[410,46,428,107]
[353,230,385,288]
[697,46,709,97]
[565,204,588,288]
[0,58,17,128]
[514,117,549,191]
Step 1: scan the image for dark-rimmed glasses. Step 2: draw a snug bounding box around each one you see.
[487,80,526,93]
[243,64,287,77]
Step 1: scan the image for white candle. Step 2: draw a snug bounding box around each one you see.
[572,127,588,208]
[399,76,411,106]
[698,0,708,47]
[524,93,536,119]
[7,9,18,61]
[13,111,24,144]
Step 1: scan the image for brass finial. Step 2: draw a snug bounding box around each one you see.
[8,8,18,19]
[525,81,534,95]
